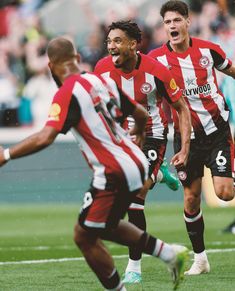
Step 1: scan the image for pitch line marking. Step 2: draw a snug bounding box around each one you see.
[0,248,235,266]
[0,241,234,251]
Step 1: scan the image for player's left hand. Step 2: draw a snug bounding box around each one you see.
[171,150,188,169]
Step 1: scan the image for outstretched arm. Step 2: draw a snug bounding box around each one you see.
[0,126,58,166]
[171,97,191,168]
[222,64,235,79]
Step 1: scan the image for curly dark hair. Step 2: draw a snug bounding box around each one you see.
[160,0,189,18]
[107,20,142,44]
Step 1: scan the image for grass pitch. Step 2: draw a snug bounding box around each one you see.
[0,203,234,291]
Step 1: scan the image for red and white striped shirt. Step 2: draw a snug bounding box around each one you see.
[95,52,181,139]
[148,37,232,138]
[46,72,148,191]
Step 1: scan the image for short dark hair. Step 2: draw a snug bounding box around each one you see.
[160,0,189,18]
[108,20,142,44]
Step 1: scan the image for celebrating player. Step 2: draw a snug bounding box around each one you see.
[148,0,235,275]
[0,37,189,290]
[95,20,191,284]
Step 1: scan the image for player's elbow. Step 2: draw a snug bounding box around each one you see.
[36,127,57,148]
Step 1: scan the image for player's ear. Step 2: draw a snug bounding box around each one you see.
[186,17,191,27]
[48,62,52,69]
[76,54,81,64]
[130,39,137,50]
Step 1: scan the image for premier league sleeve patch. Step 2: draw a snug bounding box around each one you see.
[48,103,61,121]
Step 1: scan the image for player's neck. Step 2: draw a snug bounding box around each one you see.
[121,53,139,74]
[170,35,190,53]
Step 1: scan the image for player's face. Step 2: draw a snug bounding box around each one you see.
[106,29,136,69]
[163,11,190,46]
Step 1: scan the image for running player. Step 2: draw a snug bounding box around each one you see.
[0,37,189,290]
[148,0,235,275]
[95,21,191,283]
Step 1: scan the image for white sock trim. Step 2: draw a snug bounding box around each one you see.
[129,203,144,210]
[184,210,202,223]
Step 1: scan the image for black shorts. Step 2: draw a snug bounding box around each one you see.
[174,123,234,186]
[142,137,167,180]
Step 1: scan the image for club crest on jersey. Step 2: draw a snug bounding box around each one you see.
[199,56,210,68]
[140,82,152,94]
[48,103,61,121]
[178,170,187,181]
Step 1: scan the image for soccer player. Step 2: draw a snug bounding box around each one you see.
[0,37,189,290]
[95,21,191,284]
[148,0,235,275]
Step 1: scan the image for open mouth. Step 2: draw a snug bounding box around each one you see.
[171,31,179,37]
[110,52,120,63]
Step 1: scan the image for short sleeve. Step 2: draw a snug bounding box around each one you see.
[46,83,79,133]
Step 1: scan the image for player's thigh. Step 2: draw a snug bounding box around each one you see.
[207,126,234,199]
[207,127,234,179]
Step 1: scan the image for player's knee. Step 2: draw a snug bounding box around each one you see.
[215,186,234,201]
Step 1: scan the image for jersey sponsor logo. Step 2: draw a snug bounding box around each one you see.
[48,103,61,121]
[140,82,152,94]
[183,83,211,97]
[199,56,210,68]
[178,170,187,181]
[170,78,177,90]
[185,77,197,87]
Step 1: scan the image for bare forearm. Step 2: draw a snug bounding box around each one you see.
[222,65,235,79]
[172,98,191,154]
[1,126,58,164]
[178,108,191,154]
[9,132,52,159]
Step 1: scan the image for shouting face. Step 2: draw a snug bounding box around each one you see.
[106,29,137,71]
[163,11,190,49]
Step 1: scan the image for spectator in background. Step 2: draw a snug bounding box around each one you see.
[0,38,20,126]
[79,28,104,69]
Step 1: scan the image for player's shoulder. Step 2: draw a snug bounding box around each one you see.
[140,52,169,76]
[94,55,113,73]
[148,43,167,58]
[191,37,220,50]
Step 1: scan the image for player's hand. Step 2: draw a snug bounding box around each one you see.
[0,146,7,167]
[171,150,188,169]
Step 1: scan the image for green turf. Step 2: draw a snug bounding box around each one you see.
[0,203,234,290]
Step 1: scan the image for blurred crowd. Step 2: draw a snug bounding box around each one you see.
[0,0,235,129]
